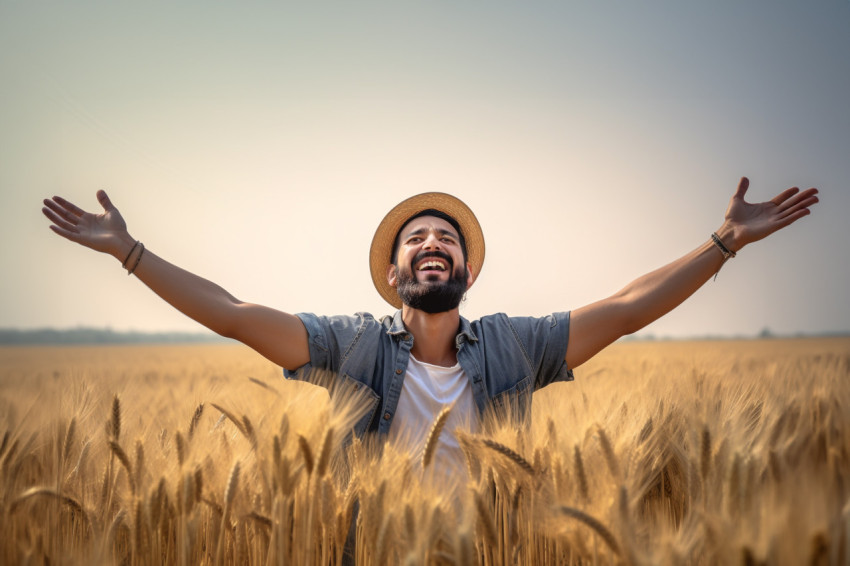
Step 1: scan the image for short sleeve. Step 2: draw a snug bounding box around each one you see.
[283,312,364,380]
[508,311,574,389]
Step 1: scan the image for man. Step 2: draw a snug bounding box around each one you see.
[42,179,818,470]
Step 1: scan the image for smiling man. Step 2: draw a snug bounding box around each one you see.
[42,181,819,473]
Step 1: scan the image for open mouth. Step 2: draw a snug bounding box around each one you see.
[417,259,448,272]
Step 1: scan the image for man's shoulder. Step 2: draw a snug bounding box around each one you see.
[295,311,389,337]
[467,311,571,334]
[467,311,569,324]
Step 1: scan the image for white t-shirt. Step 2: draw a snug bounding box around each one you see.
[389,354,478,479]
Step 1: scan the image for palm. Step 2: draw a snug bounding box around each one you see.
[42,190,129,255]
[724,178,819,248]
[79,209,125,248]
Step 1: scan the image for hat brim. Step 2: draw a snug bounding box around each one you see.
[370,192,485,309]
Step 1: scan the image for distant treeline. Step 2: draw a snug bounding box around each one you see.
[1,327,844,346]
[0,328,234,345]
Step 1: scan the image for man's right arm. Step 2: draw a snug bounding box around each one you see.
[42,190,310,371]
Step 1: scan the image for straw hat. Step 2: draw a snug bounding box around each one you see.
[370,192,485,308]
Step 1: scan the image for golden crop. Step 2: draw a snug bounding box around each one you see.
[1,337,848,565]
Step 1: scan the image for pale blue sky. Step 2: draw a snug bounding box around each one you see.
[2,1,848,338]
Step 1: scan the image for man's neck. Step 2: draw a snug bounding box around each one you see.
[401,306,460,367]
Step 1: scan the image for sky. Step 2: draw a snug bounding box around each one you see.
[1,1,848,339]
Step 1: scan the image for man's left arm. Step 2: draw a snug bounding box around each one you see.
[565,177,819,370]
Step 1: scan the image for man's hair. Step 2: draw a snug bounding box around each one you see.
[391,209,468,265]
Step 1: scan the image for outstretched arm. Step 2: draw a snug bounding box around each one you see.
[42,190,310,370]
[565,178,819,369]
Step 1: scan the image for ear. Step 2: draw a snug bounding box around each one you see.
[387,264,398,288]
[465,261,476,289]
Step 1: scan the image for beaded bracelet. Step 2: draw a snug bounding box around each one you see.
[128,242,145,276]
[710,232,736,280]
[121,240,140,268]
[710,232,736,259]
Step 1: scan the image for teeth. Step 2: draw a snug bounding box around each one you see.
[418,261,446,271]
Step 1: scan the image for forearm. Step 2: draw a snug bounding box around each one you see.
[567,226,737,369]
[115,239,243,338]
[43,192,311,368]
[567,179,817,370]
[615,224,738,334]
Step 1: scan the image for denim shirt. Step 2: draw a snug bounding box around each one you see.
[284,310,574,438]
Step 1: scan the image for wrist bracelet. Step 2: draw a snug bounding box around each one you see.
[121,241,140,268]
[710,232,735,281]
[128,242,145,276]
[710,232,736,259]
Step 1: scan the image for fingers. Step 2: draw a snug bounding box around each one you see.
[777,189,819,220]
[734,177,749,199]
[51,195,85,217]
[42,198,81,227]
[41,204,79,233]
[773,207,812,231]
[770,187,800,206]
[47,222,83,244]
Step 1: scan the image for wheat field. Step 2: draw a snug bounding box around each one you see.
[1,337,848,565]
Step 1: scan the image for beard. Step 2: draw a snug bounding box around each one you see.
[395,251,468,314]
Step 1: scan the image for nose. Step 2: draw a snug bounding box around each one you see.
[422,230,442,250]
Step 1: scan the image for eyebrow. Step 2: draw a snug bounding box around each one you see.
[403,227,458,240]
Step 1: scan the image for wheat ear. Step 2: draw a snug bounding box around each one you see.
[215,460,241,566]
[188,402,205,439]
[110,395,121,441]
[134,439,144,492]
[224,460,240,508]
[574,444,589,501]
[315,427,335,478]
[62,418,76,463]
[597,426,620,478]
[241,415,258,448]
[109,440,136,495]
[175,431,186,467]
[557,505,620,556]
[298,435,314,475]
[210,403,247,436]
[423,404,453,468]
[481,438,536,476]
[700,425,712,481]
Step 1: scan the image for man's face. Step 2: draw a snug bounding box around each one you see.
[389,215,471,313]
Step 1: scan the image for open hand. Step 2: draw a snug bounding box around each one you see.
[42,191,131,257]
[723,177,819,251]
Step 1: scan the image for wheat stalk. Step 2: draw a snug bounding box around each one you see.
[474,493,498,548]
[215,460,241,566]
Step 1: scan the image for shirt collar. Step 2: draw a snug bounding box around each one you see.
[386,309,479,343]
